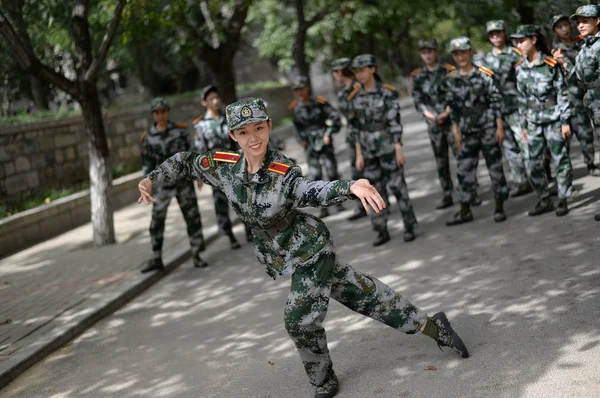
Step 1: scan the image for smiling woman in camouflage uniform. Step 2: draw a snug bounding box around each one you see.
[512,25,574,217]
[350,54,418,246]
[137,98,469,398]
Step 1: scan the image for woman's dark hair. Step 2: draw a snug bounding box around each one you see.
[340,68,354,79]
[373,71,383,82]
[532,33,551,55]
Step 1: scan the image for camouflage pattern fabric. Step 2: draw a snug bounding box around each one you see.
[444,67,509,204]
[150,97,170,112]
[570,5,600,21]
[226,97,270,130]
[140,121,204,258]
[352,54,377,68]
[570,32,600,129]
[362,153,417,231]
[285,250,426,387]
[516,53,574,199]
[306,145,340,181]
[411,64,459,197]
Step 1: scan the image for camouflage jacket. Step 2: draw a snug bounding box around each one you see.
[192,112,236,153]
[349,81,403,158]
[411,63,455,124]
[290,97,341,153]
[569,32,600,106]
[444,66,502,133]
[147,148,355,279]
[476,46,524,115]
[140,121,193,176]
[516,53,571,126]
[553,37,585,103]
[338,81,361,143]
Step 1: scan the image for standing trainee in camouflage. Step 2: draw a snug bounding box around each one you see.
[350,54,418,245]
[513,24,574,217]
[137,98,469,398]
[444,37,509,226]
[290,76,343,218]
[565,5,600,221]
[478,20,533,195]
[551,13,600,176]
[139,97,207,272]
[411,38,461,209]
[331,57,367,221]
[193,85,244,247]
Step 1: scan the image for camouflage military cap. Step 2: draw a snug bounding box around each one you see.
[331,57,352,71]
[352,54,377,69]
[150,97,170,112]
[510,24,541,38]
[226,98,270,130]
[418,38,438,50]
[449,37,472,51]
[486,20,506,32]
[570,5,600,21]
[200,85,218,100]
[291,76,310,89]
[550,14,569,30]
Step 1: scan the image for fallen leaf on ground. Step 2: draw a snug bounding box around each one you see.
[424,365,437,371]
[267,361,275,366]
[1,319,12,325]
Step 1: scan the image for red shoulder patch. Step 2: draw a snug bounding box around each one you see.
[347,83,361,101]
[267,161,291,175]
[544,56,557,67]
[479,66,494,76]
[443,63,456,71]
[513,47,523,56]
[410,68,423,78]
[213,151,240,164]
[288,100,298,110]
[193,115,204,125]
[140,130,149,143]
[514,58,525,68]
[315,96,327,104]
[444,70,457,79]
[382,83,397,91]
[174,121,188,128]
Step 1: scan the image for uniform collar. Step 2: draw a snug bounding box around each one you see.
[585,31,600,45]
[490,45,511,56]
[231,147,274,185]
[150,121,174,134]
[360,80,383,94]
[204,111,224,122]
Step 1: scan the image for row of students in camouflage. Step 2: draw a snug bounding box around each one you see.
[289,76,344,219]
[139,98,207,272]
[136,97,469,398]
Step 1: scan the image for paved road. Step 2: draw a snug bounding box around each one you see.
[2,100,600,398]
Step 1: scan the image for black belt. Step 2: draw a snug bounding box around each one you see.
[252,211,297,239]
[527,99,557,111]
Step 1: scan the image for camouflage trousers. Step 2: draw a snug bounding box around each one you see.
[584,91,600,129]
[362,152,417,232]
[456,128,509,204]
[307,145,340,181]
[526,120,574,200]
[150,181,204,259]
[567,105,596,166]
[284,251,426,387]
[427,123,457,197]
[212,186,252,239]
[347,141,365,212]
[502,111,530,185]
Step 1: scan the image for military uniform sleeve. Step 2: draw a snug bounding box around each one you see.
[444,80,459,126]
[283,166,355,208]
[385,90,403,144]
[322,102,341,136]
[140,134,156,176]
[554,66,571,125]
[516,69,528,123]
[411,74,429,114]
[194,123,209,154]
[147,151,222,189]
[485,75,503,120]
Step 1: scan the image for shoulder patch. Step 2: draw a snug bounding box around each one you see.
[382,83,397,91]
[479,66,494,77]
[514,58,525,69]
[443,63,456,71]
[445,70,457,79]
[140,130,149,143]
[544,56,557,67]
[410,67,423,77]
[513,47,523,56]
[174,121,188,129]
[213,151,240,164]
[267,161,291,175]
[289,99,298,110]
[575,35,584,41]
[197,153,214,171]
[347,83,361,101]
[315,96,327,104]
[193,115,204,125]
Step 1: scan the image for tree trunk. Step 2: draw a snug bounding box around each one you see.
[80,84,115,246]
[29,75,48,110]
[202,50,238,105]
[293,25,310,80]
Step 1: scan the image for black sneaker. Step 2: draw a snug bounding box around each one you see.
[319,208,330,219]
[555,199,569,217]
[193,253,209,268]
[141,258,164,273]
[372,230,390,247]
[198,238,206,252]
[314,373,339,398]
[528,199,554,216]
[403,229,416,242]
[471,193,482,206]
[510,182,533,197]
[436,196,454,210]
[494,210,507,223]
[431,312,469,358]
[347,208,367,221]
[446,211,474,226]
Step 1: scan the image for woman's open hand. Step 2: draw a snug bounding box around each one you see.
[350,179,386,214]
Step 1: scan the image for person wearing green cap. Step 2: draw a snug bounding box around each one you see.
[289,76,344,219]
[477,20,533,197]
[350,54,418,245]
[139,97,207,272]
[192,86,244,249]
[512,24,574,217]
[551,14,600,176]
[137,97,469,398]
[443,37,509,226]
[331,57,368,221]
